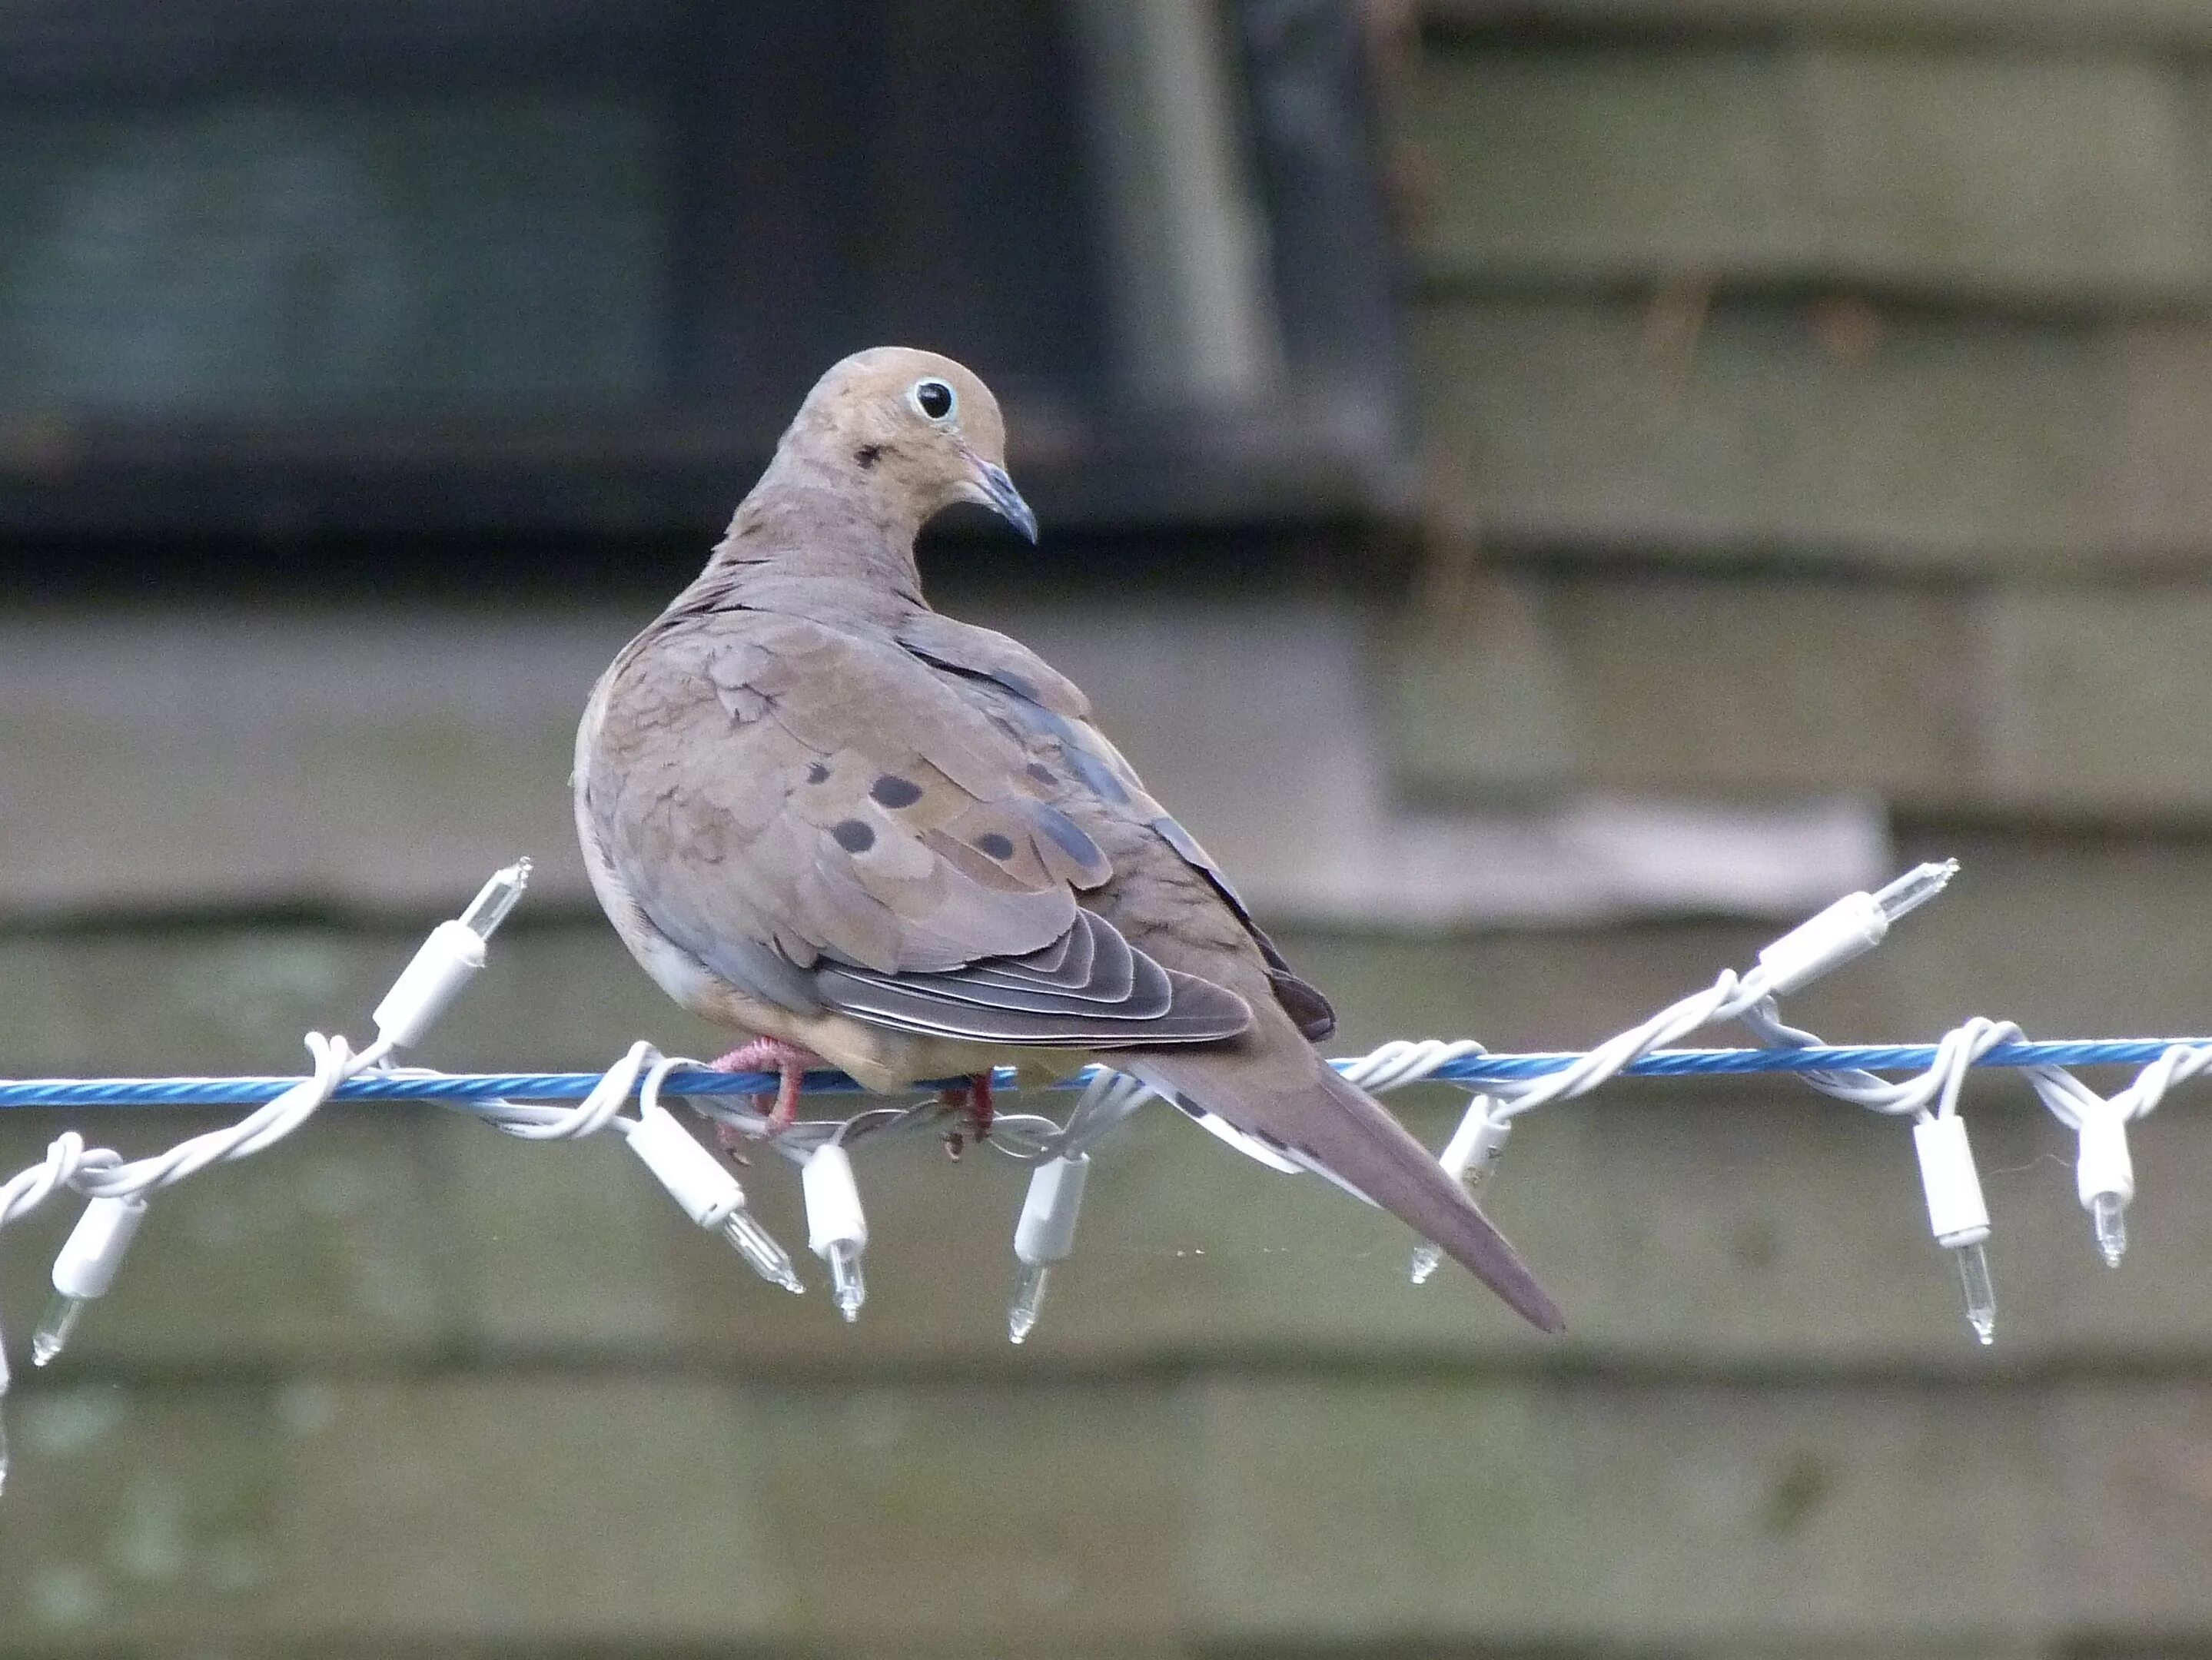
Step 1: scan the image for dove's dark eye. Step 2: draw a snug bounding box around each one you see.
[911,378,955,421]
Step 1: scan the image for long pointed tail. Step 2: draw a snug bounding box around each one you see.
[1128,1043,1565,1333]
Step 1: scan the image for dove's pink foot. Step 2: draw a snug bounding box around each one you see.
[967,1070,995,1140]
[938,1071,995,1157]
[709,1038,822,1134]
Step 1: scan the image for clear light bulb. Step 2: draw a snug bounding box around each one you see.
[30,1292,86,1367]
[1913,1115,1993,1346]
[720,1210,804,1294]
[1411,1107,1510,1285]
[1873,859,1959,925]
[2091,1191,2128,1268]
[1410,1162,1494,1285]
[825,1240,865,1323]
[799,1143,867,1322]
[31,1194,150,1367]
[1008,1263,1051,1344]
[459,858,533,941]
[1008,1156,1088,1344]
[1952,1240,1995,1345]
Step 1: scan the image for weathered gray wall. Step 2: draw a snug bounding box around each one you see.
[1400,6,2212,819]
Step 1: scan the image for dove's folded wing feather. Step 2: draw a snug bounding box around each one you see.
[815,908,1252,1044]
[895,612,1337,1041]
[584,613,1249,1045]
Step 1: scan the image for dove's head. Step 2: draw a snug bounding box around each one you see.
[781,347,1038,543]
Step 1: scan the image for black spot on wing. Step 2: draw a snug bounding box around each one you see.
[832,818,875,852]
[1025,762,1057,786]
[999,699,1133,808]
[870,773,923,808]
[975,832,1015,860]
[806,762,830,784]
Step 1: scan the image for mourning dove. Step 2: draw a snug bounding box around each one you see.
[574,347,1563,1332]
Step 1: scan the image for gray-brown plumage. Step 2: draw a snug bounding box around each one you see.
[573,347,1563,1333]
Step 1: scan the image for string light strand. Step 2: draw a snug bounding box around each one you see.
[0,849,2200,1495]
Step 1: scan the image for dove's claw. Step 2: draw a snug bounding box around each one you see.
[968,1070,995,1140]
[709,1038,824,1137]
[936,1071,995,1157]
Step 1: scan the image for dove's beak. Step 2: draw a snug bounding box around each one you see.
[961,453,1040,543]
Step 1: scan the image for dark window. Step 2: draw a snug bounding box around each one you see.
[0,0,1402,559]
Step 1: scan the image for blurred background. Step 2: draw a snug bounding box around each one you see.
[4,0,2212,1653]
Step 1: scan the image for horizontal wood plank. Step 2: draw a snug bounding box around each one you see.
[1384,571,2212,819]
[1413,47,2208,304]
[1412,297,2207,571]
[2,1373,2209,1648]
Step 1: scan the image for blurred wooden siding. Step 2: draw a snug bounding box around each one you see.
[1377,4,2212,1654]
[8,4,2212,1657]
[1397,4,2212,819]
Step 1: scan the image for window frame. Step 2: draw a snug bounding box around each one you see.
[0,0,1407,543]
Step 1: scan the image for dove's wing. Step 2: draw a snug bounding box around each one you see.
[895,611,1337,1041]
[581,609,1250,1047]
